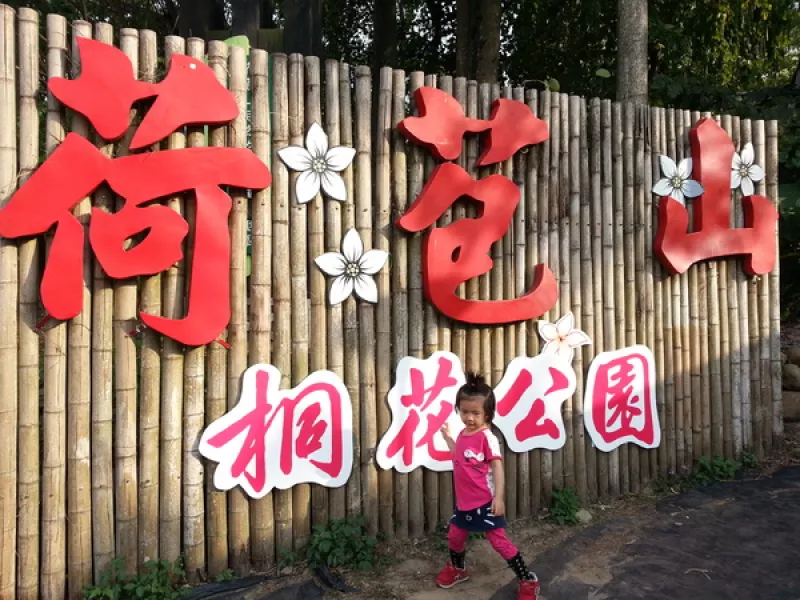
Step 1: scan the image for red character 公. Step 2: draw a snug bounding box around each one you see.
[199,365,354,499]
[376,352,467,473]
[0,37,270,346]
[493,355,576,453]
[654,118,778,275]
[396,87,558,325]
[583,345,660,452]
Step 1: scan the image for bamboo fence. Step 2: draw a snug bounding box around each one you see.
[0,7,784,598]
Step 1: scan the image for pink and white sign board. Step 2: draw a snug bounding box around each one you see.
[199,364,353,499]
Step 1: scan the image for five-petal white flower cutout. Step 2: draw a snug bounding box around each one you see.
[315,228,388,305]
[278,122,356,204]
[537,311,591,363]
[731,142,764,197]
[652,156,704,206]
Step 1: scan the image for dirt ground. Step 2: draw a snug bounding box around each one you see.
[228,420,800,600]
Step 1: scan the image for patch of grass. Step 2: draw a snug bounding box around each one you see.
[277,546,298,571]
[307,516,379,570]
[215,569,234,583]
[83,556,185,600]
[550,487,581,525]
[658,453,760,494]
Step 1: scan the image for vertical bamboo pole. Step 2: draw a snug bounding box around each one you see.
[568,95,585,500]
[0,5,17,598]
[226,42,251,565]
[184,35,208,579]
[271,53,293,553]
[628,101,643,492]
[589,97,607,500]
[608,100,623,495]
[513,86,530,517]
[526,89,544,513]
[407,71,425,537]
[465,81,480,377]
[677,110,693,464]
[478,83,491,394]
[766,120,782,447]
[249,48,275,572]
[376,66,394,535]
[708,185,724,460]
[340,63,363,522]
[557,93,571,494]
[324,58,346,525]
[114,26,140,572]
[66,20,93,596]
[579,98,597,503]
[16,8,40,598]
[159,35,186,565]
[287,53,310,548]
[137,28,161,569]
[305,56,329,530]
[753,120,771,456]
[354,65,379,536]
[41,14,67,598]
[391,68,409,537]
[452,76,468,383]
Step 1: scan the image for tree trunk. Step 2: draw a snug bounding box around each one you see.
[232,0,260,44]
[475,0,501,83]
[285,0,323,57]
[456,0,475,78]
[373,0,397,70]
[616,0,648,104]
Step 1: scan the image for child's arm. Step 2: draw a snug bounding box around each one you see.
[490,458,505,516]
[439,422,456,453]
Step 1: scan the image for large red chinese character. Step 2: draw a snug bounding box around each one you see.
[493,355,576,452]
[396,87,558,325]
[376,352,467,473]
[0,37,270,346]
[654,118,778,275]
[198,365,353,499]
[583,345,660,452]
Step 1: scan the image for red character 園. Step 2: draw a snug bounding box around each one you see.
[376,352,467,473]
[493,355,576,453]
[583,345,660,452]
[396,87,558,325]
[0,37,270,346]
[654,118,778,275]
[198,365,353,499]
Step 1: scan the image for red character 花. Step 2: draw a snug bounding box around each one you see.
[199,365,353,499]
[654,118,778,275]
[493,355,576,453]
[583,345,660,452]
[376,351,467,473]
[396,87,558,325]
[0,37,271,346]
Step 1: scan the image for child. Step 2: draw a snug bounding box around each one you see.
[437,372,539,600]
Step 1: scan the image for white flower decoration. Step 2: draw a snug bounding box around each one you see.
[537,311,591,363]
[652,156,704,205]
[314,228,388,305]
[278,122,356,204]
[731,142,764,197]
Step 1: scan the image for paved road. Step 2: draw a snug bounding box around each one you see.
[492,466,800,600]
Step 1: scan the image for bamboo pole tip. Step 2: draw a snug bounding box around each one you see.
[304,54,320,68]
[251,49,268,71]
[0,3,13,18]
[229,44,247,64]
[207,40,227,57]
[392,69,406,82]
[17,6,37,23]
[186,37,204,57]
[139,29,157,43]
[288,52,304,65]
[355,65,371,78]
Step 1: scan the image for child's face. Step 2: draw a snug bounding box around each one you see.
[458,396,487,431]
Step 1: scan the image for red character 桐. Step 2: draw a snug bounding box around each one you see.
[583,345,660,452]
[376,352,467,473]
[493,355,576,453]
[199,365,353,499]
[0,37,270,346]
[396,87,558,325]
[654,118,778,275]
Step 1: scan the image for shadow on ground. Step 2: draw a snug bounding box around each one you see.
[492,466,800,600]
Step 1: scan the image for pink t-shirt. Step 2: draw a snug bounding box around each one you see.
[452,427,503,511]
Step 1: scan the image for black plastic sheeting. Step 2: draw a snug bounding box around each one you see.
[491,466,800,600]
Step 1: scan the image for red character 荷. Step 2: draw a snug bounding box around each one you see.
[199,365,353,499]
[396,87,558,325]
[583,345,660,452]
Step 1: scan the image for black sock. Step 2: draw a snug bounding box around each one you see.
[449,548,466,570]
[507,553,537,581]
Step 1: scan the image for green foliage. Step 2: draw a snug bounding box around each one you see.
[277,546,298,571]
[742,451,759,470]
[83,556,185,600]
[660,454,758,494]
[215,569,234,583]
[307,516,378,570]
[549,487,581,525]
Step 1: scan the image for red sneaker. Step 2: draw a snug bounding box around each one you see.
[435,562,470,588]
[517,578,540,600]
